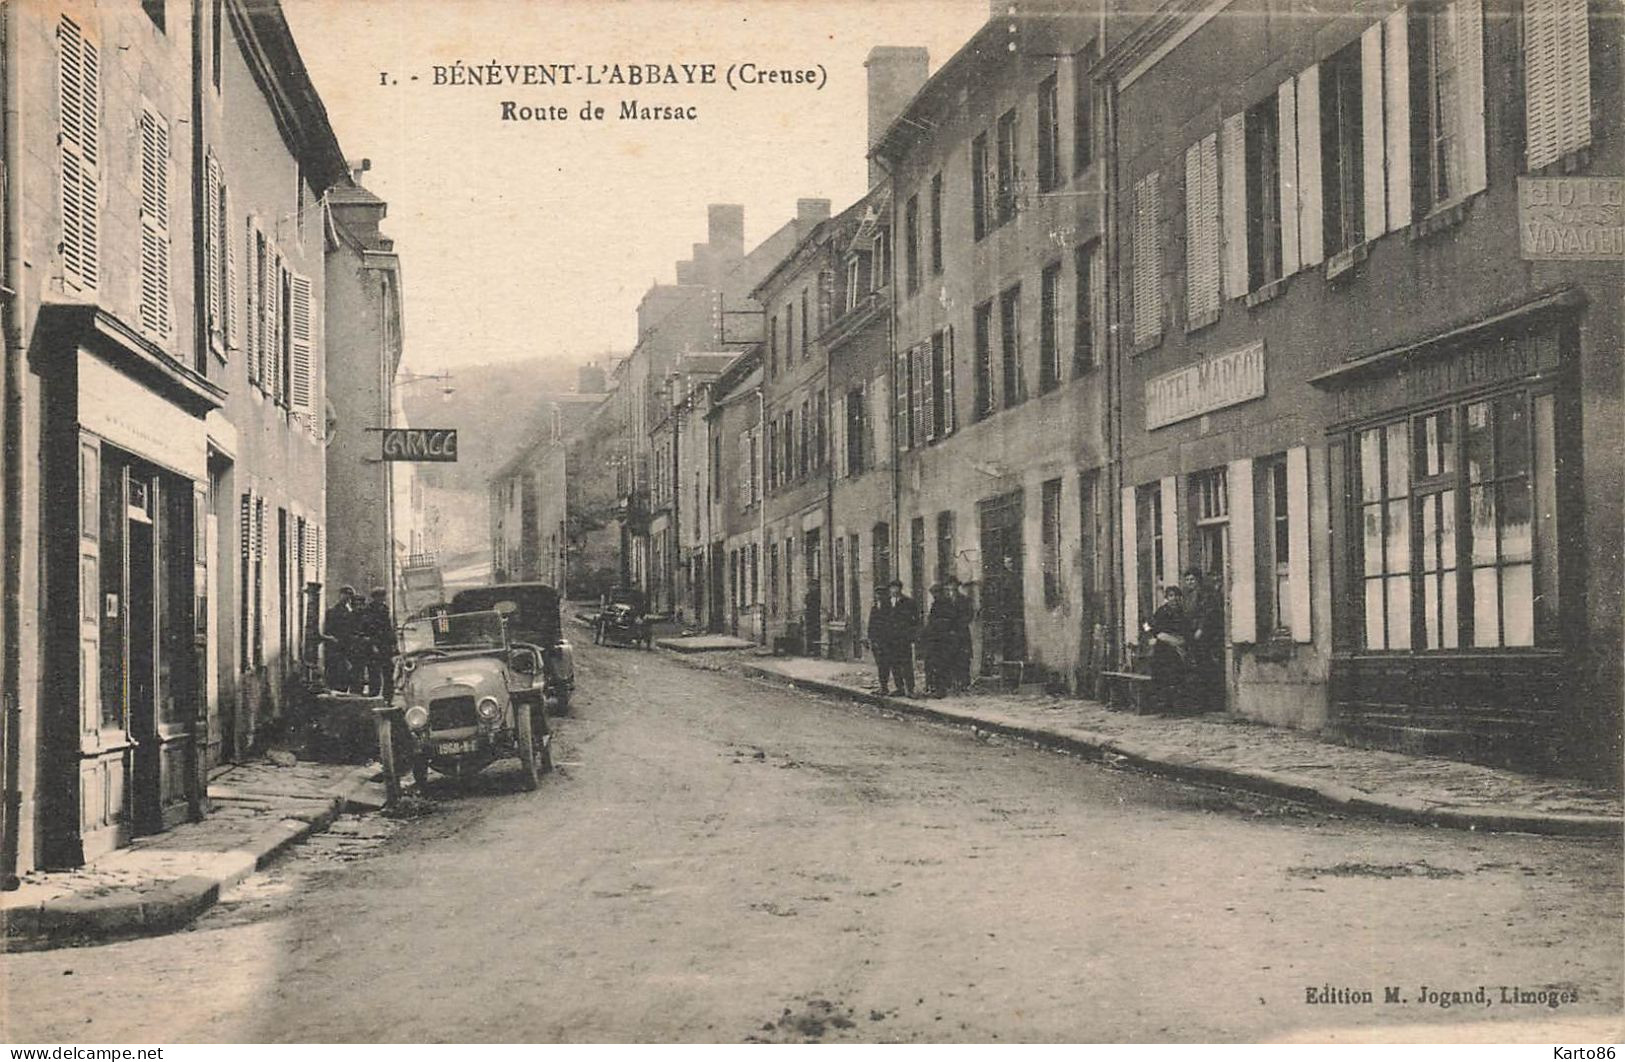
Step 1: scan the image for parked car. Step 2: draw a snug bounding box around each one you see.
[376,605,553,798]
[450,583,575,711]
[594,601,653,648]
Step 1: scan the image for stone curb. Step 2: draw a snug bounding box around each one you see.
[0,764,378,951]
[664,649,1621,840]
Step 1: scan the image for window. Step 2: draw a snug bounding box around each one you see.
[1131,171,1162,346]
[1184,134,1220,325]
[904,194,920,295]
[1039,261,1062,393]
[999,284,1023,409]
[1245,96,1284,290]
[1042,478,1063,607]
[785,301,794,363]
[929,173,943,274]
[814,389,827,471]
[769,312,778,375]
[1259,457,1291,635]
[935,511,955,584]
[896,346,913,452]
[1524,0,1592,170]
[1135,483,1164,627]
[799,401,810,478]
[845,388,866,476]
[872,229,891,291]
[1074,48,1094,172]
[1074,240,1099,373]
[996,108,1020,225]
[910,517,926,599]
[139,106,173,338]
[1409,1,1486,215]
[930,328,953,439]
[1192,466,1229,586]
[1321,39,1365,254]
[288,274,314,413]
[973,300,994,420]
[800,290,810,358]
[751,544,759,605]
[768,543,779,615]
[1038,74,1061,193]
[58,16,101,294]
[972,132,990,241]
[833,538,847,619]
[872,522,891,589]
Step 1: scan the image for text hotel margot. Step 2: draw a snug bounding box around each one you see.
[493,0,1621,787]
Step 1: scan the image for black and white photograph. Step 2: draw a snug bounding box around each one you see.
[0,0,1620,1046]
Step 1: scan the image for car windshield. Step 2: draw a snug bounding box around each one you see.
[400,610,508,653]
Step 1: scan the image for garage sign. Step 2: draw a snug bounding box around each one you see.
[380,428,459,462]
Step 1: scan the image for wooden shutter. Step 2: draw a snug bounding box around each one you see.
[1361,24,1388,241]
[1159,476,1179,593]
[223,182,239,354]
[268,255,284,403]
[1384,9,1412,231]
[1295,65,1323,267]
[1227,458,1256,643]
[895,349,911,452]
[58,15,99,293]
[941,325,956,436]
[1185,134,1220,320]
[205,155,222,341]
[1454,0,1487,197]
[738,434,751,510]
[1276,79,1301,276]
[917,344,934,443]
[872,371,889,470]
[246,219,260,383]
[819,268,835,332]
[832,398,846,478]
[1220,112,1249,299]
[1526,0,1593,168]
[1120,485,1138,643]
[1131,172,1161,345]
[289,274,314,413]
[139,106,172,337]
[1287,446,1312,642]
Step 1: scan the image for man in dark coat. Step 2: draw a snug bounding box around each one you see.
[866,586,904,696]
[359,587,397,700]
[921,583,954,697]
[1144,584,1192,713]
[322,585,359,692]
[945,575,973,692]
[887,578,920,696]
[1183,568,1225,712]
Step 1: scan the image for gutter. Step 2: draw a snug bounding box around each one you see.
[1102,53,1124,678]
[2,1,25,888]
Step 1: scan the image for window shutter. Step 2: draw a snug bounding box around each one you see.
[1185,135,1220,320]
[268,255,284,403]
[1220,112,1249,300]
[738,434,751,510]
[1159,475,1179,593]
[1295,65,1323,267]
[1384,9,1412,231]
[1120,485,1138,643]
[139,107,172,337]
[895,349,911,452]
[872,371,889,469]
[1276,79,1301,276]
[289,273,314,413]
[1361,24,1388,241]
[942,325,956,435]
[58,16,100,293]
[205,156,222,340]
[818,268,835,332]
[1552,0,1592,166]
[223,182,239,355]
[918,344,935,442]
[1287,445,1312,642]
[1131,172,1162,345]
[832,400,846,478]
[246,219,260,382]
[1227,458,1257,643]
[1452,0,1487,196]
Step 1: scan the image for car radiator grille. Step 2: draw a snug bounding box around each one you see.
[429,695,478,729]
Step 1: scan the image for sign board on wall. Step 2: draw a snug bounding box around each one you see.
[1518,177,1624,261]
[78,352,208,480]
[380,428,459,462]
[1144,341,1266,430]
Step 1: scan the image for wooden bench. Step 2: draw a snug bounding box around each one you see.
[1101,670,1154,713]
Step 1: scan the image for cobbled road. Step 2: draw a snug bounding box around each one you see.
[4,640,1620,1043]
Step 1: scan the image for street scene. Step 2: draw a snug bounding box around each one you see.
[0,0,1621,1047]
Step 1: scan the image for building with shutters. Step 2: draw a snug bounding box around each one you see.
[701,350,764,639]
[870,11,1113,691]
[1100,0,1620,774]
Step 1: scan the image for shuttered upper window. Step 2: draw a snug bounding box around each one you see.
[289,274,315,414]
[59,16,100,294]
[138,106,173,338]
[1409,0,1486,215]
[1524,0,1591,170]
[1131,171,1162,347]
[1184,135,1220,326]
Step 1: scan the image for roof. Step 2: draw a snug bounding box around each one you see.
[230,0,350,194]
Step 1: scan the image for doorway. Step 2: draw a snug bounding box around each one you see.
[803,529,822,653]
[978,490,1026,673]
[123,472,161,834]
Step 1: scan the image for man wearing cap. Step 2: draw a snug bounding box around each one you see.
[889,578,920,696]
[359,587,397,700]
[945,575,973,692]
[322,586,359,692]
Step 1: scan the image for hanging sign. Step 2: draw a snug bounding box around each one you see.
[380,428,459,462]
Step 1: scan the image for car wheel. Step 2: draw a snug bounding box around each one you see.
[535,708,555,775]
[552,687,571,714]
[515,704,541,791]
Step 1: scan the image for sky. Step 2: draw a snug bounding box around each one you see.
[282,0,991,375]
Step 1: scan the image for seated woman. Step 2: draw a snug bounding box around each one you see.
[1143,584,1191,713]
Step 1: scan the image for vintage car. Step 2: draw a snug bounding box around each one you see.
[593,587,652,649]
[449,583,575,711]
[376,606,553,798]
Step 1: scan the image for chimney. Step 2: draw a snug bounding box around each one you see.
[864,46,930,187]
[707,204,745,261]
[796,198,831,232]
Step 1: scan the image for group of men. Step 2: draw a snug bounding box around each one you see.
[1142,568,1225,713]
[322,586,397,699]
[866,576,973,698]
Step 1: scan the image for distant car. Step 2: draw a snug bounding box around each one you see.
[449,583,575,712]
[594,601,653,649]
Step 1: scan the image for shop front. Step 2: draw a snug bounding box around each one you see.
[1314,296,1581,771]
[38,307,221,867]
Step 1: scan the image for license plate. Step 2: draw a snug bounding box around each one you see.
[434,738,477,755]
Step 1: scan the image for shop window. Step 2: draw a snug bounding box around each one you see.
[1041,478,1063,608]
[973,300,994,421]
[1321,38,1365,254]
[1039,261,1063,394]
[1245,96,1284,290]
[1038,74,1061,193]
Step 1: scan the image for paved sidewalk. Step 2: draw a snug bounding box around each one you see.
[0,759,379,949]
[655,633,759,653]
[675,649,1622,838]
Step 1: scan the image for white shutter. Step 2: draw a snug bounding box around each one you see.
[918,344,935,442]
[872,372,889,469]
[895,349,911,452]
[246,218,260,382]
[738,434,752,509]
[942,326,956,435]
[58,16,100,293]
[205,156,222,339]
[1228,458,1256,643]
[1185,135,1220,320]
[833,399,847,478]
[289,274,314,413]
[1132,171,1162,345]
[1276,79,1301,276]
[1287,446,1312,642]
[1220,112,1249,298]
[138,107,172,338]
[1557,0,1593,164]
[1159,476,1179,593]
[224,182,239,354]
[1295,65,1323,267]
[1454,0,1487,197]
[1384,9,1412,231]
[1121,485,1138,643]
[1525,0,1561,169]
[1361,24,1388,241]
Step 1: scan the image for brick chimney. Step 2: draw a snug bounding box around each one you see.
[865,46,930,187]
[796,198,831,233]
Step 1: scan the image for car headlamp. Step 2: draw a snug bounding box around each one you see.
[404,705,429,730]
[476,696,501,721]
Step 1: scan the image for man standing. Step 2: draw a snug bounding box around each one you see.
[867,586,902,696]
[921,583,954,697]
[1183,568,1224,712]
[322,586,358,693]
[361,587,397,700]
[888,578,920,697]
[945,575,973,692]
